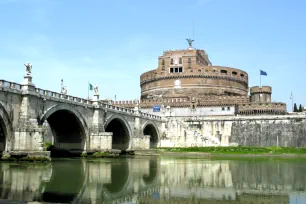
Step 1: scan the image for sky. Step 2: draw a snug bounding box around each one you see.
[0,0,305,111]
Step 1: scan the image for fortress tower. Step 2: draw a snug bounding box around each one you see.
[112,40,287,117]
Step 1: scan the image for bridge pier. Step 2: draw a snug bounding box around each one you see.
[87,95,113,152]
[7,75,50,159]
[133,135,150,150]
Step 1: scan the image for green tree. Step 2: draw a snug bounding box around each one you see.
[299,104,303,112]
[294,103,298,112]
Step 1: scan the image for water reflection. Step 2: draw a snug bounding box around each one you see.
[0,157,305,203]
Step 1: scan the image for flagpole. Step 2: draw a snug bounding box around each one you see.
[88,81,89,100]
[291,92,294,112]
[260,70,261,87]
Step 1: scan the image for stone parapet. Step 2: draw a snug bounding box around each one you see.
[238,102,286,115]
[250,86,272,94]
[140,66,248,84]
[113,95,249,109]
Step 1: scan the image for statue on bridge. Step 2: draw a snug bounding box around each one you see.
[24,62,32,76]
[61,86,68,95]
[94,84,99,95]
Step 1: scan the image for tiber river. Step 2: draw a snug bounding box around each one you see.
[0,156,306,203]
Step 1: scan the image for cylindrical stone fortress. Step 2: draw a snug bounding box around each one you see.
[140,49,248,100]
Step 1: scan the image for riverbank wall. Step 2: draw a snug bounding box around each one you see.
[161,115,306,147]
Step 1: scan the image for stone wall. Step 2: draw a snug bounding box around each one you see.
[231,117,306,147]
[161,115,306,147]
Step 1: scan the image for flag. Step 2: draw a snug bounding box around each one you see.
[260,70,267,76]
[89,83,93,91]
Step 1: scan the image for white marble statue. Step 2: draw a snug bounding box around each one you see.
[61,86,67,95]
[24,62,32,76]
[94,84,99,95]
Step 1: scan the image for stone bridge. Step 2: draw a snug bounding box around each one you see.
[0,73,166,155]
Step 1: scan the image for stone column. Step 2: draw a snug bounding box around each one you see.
[88,94,113,152]
[132,105,144,149]
[13,74,46,153]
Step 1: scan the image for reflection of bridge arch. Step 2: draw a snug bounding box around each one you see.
[142,121,160,148]
[42,159,86,203]
[142,157,159,185]
[101,159,132,200]
[0,102,13,152]
[40,104,88,151]
[105,115,132,150]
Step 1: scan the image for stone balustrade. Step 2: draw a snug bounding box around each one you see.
[0,80,22,90]
[0,79,163,121]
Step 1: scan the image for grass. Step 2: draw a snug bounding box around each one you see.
[157,146,306,155]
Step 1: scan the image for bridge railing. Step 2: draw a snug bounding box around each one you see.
[34,88,93,105]
[0,80,22,90]
[101,102,162,120]
[101,102,136,114]
[0,79,163,120]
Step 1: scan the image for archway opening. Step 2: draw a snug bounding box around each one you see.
[105,118,130,150]
[0,118,6,152]
[46,110,85,153]
[143,124,159,149]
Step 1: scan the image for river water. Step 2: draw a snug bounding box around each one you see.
[0,156,305,203]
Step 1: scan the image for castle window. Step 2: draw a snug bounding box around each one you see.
[232,71,237,75]
[179,58,182,64]
[221,70,227,74]
[227,107,231,111]
[188,58,191,63]
[162,59,165,65]
[170,59,173,65]
[175,67,179,73]
[162,65,165,71]
[170,68,174,73]
[179,67,183,72]
[222,107,225,111]
[241,74,245,77]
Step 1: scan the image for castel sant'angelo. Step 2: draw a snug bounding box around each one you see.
[113,39,287,117]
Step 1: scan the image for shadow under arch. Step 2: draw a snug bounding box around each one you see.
[104,115,132,150]
[0,102,13,152]
[102,159,131,200]
[42,159,86,203]
[142,121,160,148]
[40,104,88,152]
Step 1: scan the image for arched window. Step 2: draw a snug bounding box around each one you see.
[221,70,227,74]
[232,71,237,75]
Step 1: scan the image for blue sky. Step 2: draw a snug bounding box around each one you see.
[0,0,305,111]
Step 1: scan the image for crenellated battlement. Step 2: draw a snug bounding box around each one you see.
[250,86,272,94]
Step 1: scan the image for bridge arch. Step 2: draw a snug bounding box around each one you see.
[142,121,160,148]
[40,104,88,151]
[0,102,13,152]
[104,114,132,150]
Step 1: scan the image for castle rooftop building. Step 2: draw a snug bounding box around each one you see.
[111,40,287,117]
